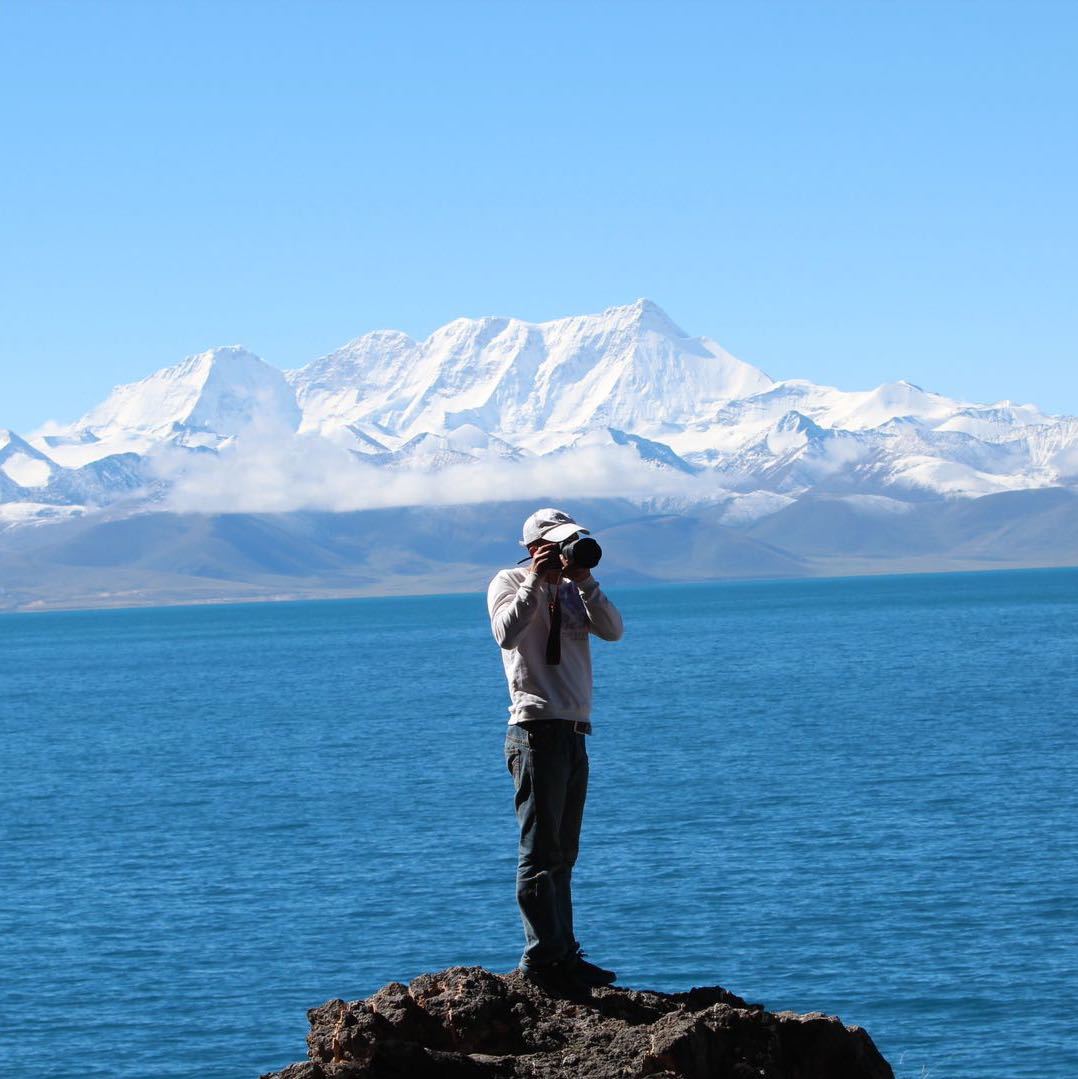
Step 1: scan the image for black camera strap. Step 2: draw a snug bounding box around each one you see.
[545,585,561,665]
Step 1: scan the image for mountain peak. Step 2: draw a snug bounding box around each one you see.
[777,410,823,435]
[288,298,770,443]
[163,345,262,383]
[0,429,40,457]
[0,427,57,489]
[600,298,688,337]
[431,314,515,348]
[199,345,262,367]
[78,345,301,439]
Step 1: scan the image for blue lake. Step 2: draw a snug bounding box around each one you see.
[1,568,1076,1078]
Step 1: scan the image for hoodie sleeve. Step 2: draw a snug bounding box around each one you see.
[487,570,543,650]
[576,575,624,642]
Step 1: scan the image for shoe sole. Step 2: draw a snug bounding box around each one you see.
[572,975,616,987]
[516,968,594,997]
[567,964,617,987]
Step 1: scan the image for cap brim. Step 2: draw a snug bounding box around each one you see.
[540,522,589,543]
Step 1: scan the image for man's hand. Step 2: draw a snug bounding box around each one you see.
[529,541,562,580]
[561,556,592,583]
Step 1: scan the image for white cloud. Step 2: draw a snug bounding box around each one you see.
[26,419,67,439]
[153,426,720,514]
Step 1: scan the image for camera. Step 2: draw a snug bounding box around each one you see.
[518,530,603,571]
[559,533,602,569]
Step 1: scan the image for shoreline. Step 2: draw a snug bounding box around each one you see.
[3,559,1075,616]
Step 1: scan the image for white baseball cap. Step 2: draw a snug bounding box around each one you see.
[519,507,590,548]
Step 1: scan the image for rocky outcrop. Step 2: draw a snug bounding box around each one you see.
[261,966,894,1079]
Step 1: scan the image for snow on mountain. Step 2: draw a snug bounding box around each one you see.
[884,455,1037,497]
[666,379,968,460]
[4,299,1077,526]
[874,418,1029,477]
[824,380,962,430]
[560,427,699,475]
[1022,417,1078,479]
[712,411,881,493]
[935,402,1048,440]
[39,428,101,448]
[366,426,527,470]
[77,346,300,446]
[341,424,392,455]
[288,298,774,450]
[1,429,58,488]
[0,428,148,526]
[287,330,419,441]
[0,501,85,528]
[54,453,149,505]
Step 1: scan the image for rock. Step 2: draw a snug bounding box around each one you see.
[261,966,893,1079]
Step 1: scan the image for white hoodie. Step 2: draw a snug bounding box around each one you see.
[487,568,624,725]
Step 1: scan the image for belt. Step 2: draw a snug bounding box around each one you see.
[517,718,592,736]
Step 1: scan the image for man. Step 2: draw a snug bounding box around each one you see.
[487,507,624,991]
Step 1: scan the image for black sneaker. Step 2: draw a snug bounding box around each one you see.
[517,961,582,995]
[564,950,616,986]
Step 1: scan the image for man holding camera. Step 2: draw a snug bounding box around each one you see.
[487,507,624,991]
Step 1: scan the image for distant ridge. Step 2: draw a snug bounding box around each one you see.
[1,492,1077,612]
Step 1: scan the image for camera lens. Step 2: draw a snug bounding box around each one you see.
[562,535,602,569]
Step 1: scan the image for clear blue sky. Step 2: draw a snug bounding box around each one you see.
[2,0,1075,433]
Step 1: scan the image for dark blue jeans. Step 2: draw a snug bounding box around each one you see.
[504,721,590,970]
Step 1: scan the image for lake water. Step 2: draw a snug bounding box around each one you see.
[1,568,1076,1078]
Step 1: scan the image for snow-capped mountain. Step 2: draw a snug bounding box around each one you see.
[78,345,300,446]
[5,299,1077,530]
[0,427,147,522]
[287,299,773,452]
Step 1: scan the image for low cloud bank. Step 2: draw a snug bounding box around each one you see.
[152,428,720,514]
